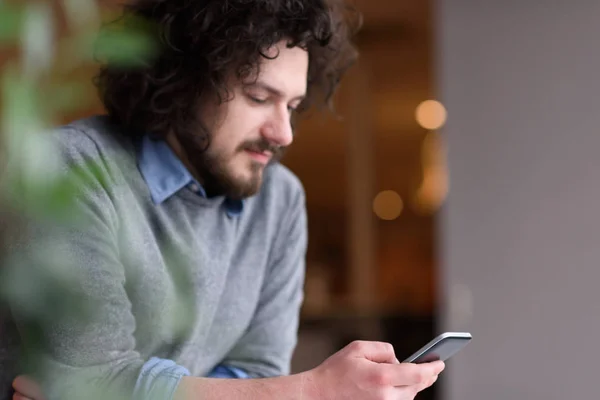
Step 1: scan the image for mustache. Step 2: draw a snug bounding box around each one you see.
[238,139,285,158]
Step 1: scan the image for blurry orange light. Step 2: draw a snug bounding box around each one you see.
[373,190,403,220]
[416,100,447,130]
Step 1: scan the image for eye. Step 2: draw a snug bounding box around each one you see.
[248,95,267,104]
[288,102,302,113]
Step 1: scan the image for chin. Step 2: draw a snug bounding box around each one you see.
[224,172,264,200]
[205,159,267,200]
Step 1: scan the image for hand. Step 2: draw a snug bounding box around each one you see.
[12,376,45,400]
[304,340,445,400]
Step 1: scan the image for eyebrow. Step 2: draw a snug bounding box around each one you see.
[246,81,306,103]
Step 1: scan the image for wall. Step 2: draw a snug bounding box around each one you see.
[436,1,600,399]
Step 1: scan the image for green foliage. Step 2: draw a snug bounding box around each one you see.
[0,1,166,399]
[1,1,159,208]
[90,27,159,66]
[0,3,26,43]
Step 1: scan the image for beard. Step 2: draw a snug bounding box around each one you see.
[180,135,286,200]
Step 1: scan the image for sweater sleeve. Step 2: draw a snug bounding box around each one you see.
[219,182,308,378]
[1,128,188,400]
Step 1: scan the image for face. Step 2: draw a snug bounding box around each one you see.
[177,40,309,200]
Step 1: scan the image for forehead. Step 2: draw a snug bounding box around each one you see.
[253,41,309,97]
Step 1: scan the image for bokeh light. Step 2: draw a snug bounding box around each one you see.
[415,100,447,130]
[413,131,449,214]
[373,190,404,220]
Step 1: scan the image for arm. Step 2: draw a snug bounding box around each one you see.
[9,360,244,400]
[174,342,445,400]
[218,185,308,378]
[11,344,445,400]
[2,130,189,400]
[4,132,445,400]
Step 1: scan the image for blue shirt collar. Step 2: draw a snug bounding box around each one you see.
[137,135,243,217]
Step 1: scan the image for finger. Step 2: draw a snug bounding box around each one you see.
[414,373,439,392]
[375,362,438,387]
[428,360,445,375]
[12,376,45,400]
[393,375,439,399]
[346,340,398,364]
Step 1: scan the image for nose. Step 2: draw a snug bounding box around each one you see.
[260,106,294,147]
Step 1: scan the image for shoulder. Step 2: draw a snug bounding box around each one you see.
[42,116,138,216]
[49,115,135,165]
[44,116,138,193]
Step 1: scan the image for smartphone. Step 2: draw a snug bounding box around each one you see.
[403,332,472,364]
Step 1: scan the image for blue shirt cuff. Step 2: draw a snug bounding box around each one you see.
[134,357,190,400]
[208,365,250,379]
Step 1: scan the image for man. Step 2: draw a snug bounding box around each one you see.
[2,0,444,399]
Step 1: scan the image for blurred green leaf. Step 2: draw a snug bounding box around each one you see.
[160,246,197,340]
[62,0,99,31]
[0,1,148,399]
[0,3,25,43]
[1,67,68,219]
[1,67,58,179]
[22,2,55,77]
[46,81,94,114]
[2,154,116,223]
[79,27,158,67]
[1,64,45,146]
[4,170,77,221]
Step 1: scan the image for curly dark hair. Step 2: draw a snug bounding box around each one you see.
[94,0,361,148]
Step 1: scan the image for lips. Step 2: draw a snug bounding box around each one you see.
[239,139,283,164]
[245,149,272,164]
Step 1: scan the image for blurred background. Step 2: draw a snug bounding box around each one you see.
[3,1,600,400]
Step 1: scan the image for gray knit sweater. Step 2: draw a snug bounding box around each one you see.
[0,116,307,400]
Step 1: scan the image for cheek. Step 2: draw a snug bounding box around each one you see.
[227,102,266,136]
[211,99,265,154]
[208,132,244,165]
[209,139,236,161]
[209,123,239,154]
